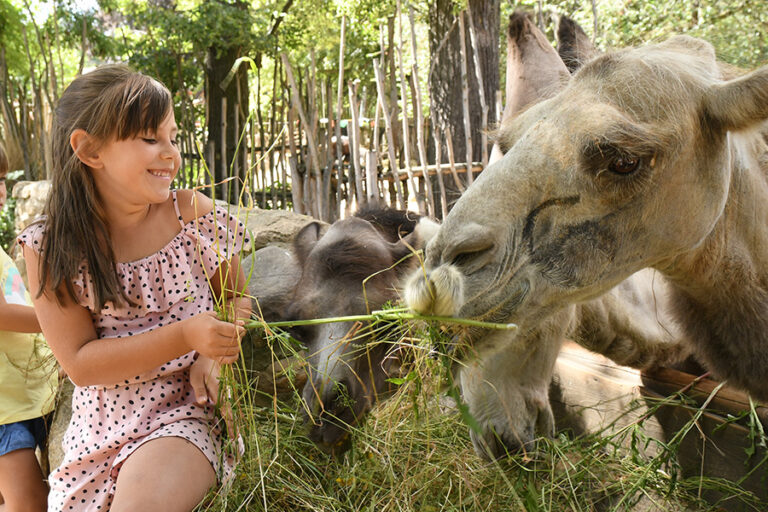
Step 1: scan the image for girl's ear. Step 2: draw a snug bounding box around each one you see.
[70,129,103,169]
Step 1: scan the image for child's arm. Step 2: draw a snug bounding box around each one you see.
[23,245,244,388]
[0,291,40,333]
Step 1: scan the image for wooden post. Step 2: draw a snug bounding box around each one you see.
[233,99,241,201]
[443,125,465,193]
[373,59,406,210]
[250,116,259,206]
[220,96,228,200]
[408,5,436,217]
[433,122,448,219]
[321,79,334,221]
[348,81,365,207]
[458,11,474,186]
[206,141,215,191]
[466,2,489,169]
[282,53,323,219]
[256,64,268,208]
[365,149,380,205]
[396,0,424,214]
[336,14,347,215]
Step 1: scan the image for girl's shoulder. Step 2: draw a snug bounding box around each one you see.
[174,189,214,224]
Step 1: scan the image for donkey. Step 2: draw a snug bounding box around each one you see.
[284,206,439,453]
[406,33,768,453]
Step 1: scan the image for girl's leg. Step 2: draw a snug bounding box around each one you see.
[0,448,47,512]
[110,436,216,512]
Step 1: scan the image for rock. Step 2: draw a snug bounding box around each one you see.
[46,378,74,472]
[12,180,50,233]
[235,207,326,251]
[240,245,308,402]
[243,246,301,322]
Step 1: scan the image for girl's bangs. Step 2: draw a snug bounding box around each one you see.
[114,77,172,140]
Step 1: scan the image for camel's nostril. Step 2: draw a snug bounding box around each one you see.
[451,245,495,272]
[442,223,497,275]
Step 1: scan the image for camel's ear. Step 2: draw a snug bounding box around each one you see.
[293,222,322,265]
[555,14,599,73]
[501,11,570,121]
[491,11,570,163]
[704,66,768,132]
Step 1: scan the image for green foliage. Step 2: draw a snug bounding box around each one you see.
[0,0,25,74]
[0,196,16,254]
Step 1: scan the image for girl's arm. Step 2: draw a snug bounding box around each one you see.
[0,291,40,333]
[23,245,244,387]
[177,188,252,322]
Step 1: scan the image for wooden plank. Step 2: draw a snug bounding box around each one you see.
[552,341,768,507]
[386,162,485,181]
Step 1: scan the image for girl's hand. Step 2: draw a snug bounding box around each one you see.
[190,355,220,405]
[180,312,244,364]
[221,296,252,325]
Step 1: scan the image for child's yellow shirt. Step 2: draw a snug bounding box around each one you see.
[0,246,57,424]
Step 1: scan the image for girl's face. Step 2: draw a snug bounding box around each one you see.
[91,111,181,208]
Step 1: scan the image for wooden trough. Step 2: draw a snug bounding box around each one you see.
[552,341,768,509]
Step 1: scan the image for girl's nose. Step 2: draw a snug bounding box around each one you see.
[161,142,179,160]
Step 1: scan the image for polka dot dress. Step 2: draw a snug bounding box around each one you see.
[18,191,250,511]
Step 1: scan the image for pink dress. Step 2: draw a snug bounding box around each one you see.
[19,191,250,511]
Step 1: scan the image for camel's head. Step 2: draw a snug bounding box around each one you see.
[407,36,768,355]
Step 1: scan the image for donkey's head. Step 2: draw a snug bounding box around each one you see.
[408,36,768,355]
[287,209,437,453]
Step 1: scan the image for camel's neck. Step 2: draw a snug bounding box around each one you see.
[660,131,768,399]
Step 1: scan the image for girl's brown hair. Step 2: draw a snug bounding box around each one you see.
[40,64,173,310]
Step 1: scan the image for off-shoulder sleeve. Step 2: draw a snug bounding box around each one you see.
[17,222,46,254]
[181,205,251,277]
[18,221,94,308]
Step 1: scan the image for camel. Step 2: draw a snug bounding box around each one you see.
[406,34,768,451]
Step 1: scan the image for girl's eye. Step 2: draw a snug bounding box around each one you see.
[170,140,178,146]
[608,156,640,175]
[142,138,157,144]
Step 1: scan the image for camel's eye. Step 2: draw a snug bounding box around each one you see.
[608,156,640,174]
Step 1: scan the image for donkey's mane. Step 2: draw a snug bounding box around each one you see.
[354,205,420,243]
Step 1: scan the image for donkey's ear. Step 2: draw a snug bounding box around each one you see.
[389,217,441,272]
[293,222,322,265]
[703,67,768,132]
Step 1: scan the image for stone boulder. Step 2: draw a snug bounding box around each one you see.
[236,206,321,251]
[13,180,50,234]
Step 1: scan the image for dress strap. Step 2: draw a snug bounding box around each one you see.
[171,190,184,228]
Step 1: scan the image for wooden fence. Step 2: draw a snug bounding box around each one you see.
[173,7,496,223]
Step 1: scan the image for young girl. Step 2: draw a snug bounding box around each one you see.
[19,64,251,511]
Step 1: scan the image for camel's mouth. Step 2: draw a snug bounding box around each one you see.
[459,274,531,327]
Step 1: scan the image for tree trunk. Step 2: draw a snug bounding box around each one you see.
[428,0,499,165]
[205,36,249,203]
